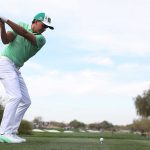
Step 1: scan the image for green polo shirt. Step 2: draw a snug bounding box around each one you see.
[0,22,46,67]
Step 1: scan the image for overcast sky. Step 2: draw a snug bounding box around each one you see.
[0,0,150,125]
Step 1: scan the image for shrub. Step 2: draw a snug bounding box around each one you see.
[18,120,33,135]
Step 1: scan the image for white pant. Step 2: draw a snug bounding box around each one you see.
[0,56,31,134]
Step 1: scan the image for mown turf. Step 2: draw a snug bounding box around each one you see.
[0,136,150,150]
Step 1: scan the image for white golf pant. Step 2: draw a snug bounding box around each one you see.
[0,56,31,134]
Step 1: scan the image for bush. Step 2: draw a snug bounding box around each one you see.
[18,120,33,135]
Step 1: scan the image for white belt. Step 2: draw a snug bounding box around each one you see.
[0,56,10,60]
[0,56,20,70]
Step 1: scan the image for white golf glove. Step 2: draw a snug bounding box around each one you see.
[0,16,8,23]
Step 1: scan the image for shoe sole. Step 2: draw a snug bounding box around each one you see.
[13,136,26,142]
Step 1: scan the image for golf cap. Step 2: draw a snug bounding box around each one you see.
[34,12,54,30]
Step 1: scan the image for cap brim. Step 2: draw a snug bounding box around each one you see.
[44,24,54,30]
[42,21,54,30]
[48,26,54,30]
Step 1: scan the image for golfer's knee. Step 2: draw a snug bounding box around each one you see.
[25,98,31,108]
[7,95,22,106]
[26,101,31,107]
[9,94,22,102]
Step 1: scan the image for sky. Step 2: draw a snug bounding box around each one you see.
[0,0,150,125]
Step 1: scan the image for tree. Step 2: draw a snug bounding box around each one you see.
[88,121,114,130]
[100,120,114,130]
[33,116,43,128]
[33,116,42,124]
[134,88,150,117]
[69,120,86,129]
[88,123,101,130]
[49,121,66,128]
[132,118,150,137]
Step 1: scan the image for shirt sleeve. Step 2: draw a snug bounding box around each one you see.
[35,35,46,49]
[8,22,24,36]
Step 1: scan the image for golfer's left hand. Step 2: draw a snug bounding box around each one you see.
[0,16,8,23]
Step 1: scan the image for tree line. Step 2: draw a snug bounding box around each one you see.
[33,118,114,130]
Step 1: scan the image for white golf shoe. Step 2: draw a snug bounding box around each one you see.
[12,134,26,142]
[0,138,4,143]
[0,134,23,143]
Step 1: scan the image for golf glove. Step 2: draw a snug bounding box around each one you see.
[0,16,8,23]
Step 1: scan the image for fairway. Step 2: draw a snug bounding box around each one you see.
[0,133,150,150]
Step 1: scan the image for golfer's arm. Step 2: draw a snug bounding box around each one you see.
[6,20,36,45]
[0,23,13,44]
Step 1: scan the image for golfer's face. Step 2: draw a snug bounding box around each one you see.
[35,21,47,33]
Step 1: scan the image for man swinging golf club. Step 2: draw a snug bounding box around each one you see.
[0,12,54,143]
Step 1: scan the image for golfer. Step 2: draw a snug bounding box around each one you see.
[0,12,54,143]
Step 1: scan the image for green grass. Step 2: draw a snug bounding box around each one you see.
[0,132,150,150]
[31,131,148,140]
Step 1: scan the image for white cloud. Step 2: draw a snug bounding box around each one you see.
[25,69,111,97]
[117,63,150,73]
[24,61,46,71]
[58,0,150,55]
[22,62,150,98]
[70,31,150,56]
[82,56,114,66]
